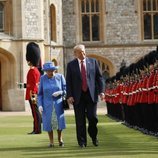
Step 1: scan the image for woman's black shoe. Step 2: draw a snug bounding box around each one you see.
[48,144,54,148]
[59,141,64,147]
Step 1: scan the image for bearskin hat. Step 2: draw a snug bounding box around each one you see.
[129,63,135,76]
[116,72,121,81]
[137,58,144,72]
[122,67,129,77]
[147,50,157,65]
[26,42,41,67]
[143,54,149,68]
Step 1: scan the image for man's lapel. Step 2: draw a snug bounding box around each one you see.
[86,58,90,78]
[74,59,82,80]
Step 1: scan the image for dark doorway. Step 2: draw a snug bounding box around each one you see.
[0,62,2,111]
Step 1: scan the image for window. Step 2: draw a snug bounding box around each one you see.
[50,4,56,41]
[0,3,4,31]
[80,0,103,42]
[0,0,13,35]
[142,0,158,40]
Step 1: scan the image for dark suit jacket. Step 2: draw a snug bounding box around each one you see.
[66,57,104,105]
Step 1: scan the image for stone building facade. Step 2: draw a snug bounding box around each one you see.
[63,0,158,78]
[0,0,157,111]
[0,0,63,111]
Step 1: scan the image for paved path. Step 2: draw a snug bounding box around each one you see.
[0,101,107,116]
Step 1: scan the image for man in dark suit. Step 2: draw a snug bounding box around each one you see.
[66,44,105,148]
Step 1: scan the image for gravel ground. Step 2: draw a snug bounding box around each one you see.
[0,101,107,116]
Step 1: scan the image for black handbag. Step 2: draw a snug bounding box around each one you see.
[62,97,70,110]
[60,75,69,110]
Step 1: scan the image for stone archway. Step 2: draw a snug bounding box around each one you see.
[0,62,1,110]
[0,48,16,111]
[87,54,115,86]
[87,54,115,80]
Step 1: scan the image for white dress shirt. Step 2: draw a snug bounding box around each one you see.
[77,58,87,72]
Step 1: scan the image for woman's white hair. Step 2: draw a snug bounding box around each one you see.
[73,44,85,53]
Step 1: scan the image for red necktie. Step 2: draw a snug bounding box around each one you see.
[81,60,87,92]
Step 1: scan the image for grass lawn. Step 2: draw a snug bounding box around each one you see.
[0,114,158,158]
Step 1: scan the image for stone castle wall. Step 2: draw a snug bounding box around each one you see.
[62,0,157,73]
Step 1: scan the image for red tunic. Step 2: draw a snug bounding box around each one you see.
[113,84,121,104]
[147,71,155,104]
[119,83,123,104]
[122,83,129,104]
[129,81,138,106]
[154,70,158,103]
[106,88,112,103]
[135,78,143,104]
[116,84,122,104]
[113,87,117,104]
[25,67,40,100]
[108,88,113,104]
[111,88,115,104]
[127,82,133,106]
[105,88,110,103]
[139,75,148,104]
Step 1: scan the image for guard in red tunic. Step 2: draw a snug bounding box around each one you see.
[153,52,158,133]
[134,59,146,130]
[154,66,158,103]
[146,51,157,133]
[25,42,42,134]
[121,68,130,125]
[154,51,158,104]
[115,72,124,121]
[147,52,156,105]
[105,79,111,115]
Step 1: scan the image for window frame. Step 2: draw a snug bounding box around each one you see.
[0,0,13,35]
[0,2,4,32]
[78,0,105,43]
[50,4,57,42]
[141,0,158,41]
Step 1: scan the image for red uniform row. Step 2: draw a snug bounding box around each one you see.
[105,69,158,106]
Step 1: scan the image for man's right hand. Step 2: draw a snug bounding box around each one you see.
[67,97,74,105]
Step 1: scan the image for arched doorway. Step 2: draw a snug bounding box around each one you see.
[0,48,16,111]
[98,61,110,81]
[87,54,115,87]
[0,62,1,111]
[87,54,115,81]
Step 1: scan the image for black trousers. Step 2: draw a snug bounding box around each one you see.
[73,90,98,146]
[29,100,42,133]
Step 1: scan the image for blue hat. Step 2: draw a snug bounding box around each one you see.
[42,62,58,71]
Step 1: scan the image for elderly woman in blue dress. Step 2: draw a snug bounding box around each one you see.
[38,62,66,147]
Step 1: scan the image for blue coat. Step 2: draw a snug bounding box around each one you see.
[66,58,104,105]
[38,73,66,132]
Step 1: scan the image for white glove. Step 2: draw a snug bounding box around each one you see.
[52,91,63,97]
[38,106,43,114]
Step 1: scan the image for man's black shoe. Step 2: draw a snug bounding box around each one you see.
[92,139,99,146]
[79,144,86,148]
